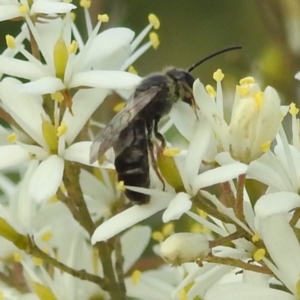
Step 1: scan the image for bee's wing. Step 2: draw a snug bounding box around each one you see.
[90,86,160,164]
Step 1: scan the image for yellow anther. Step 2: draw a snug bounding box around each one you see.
[190,223,203,233]
[7,132,17,143]
[149,32,160,49]
[40,231,53,243]
[98,14,109,22]
[236,85,250,96]
[162,223,174,237]
[32,257,43,266]
[197,209,207,218]
[80,0,91,8]
[5,35,15,49]
[290,103,299,116]
[53,36,68,80]
[205,84,216,97]
[48,194,58,203]
[117,181,126,191]
[51,92,64,102]
[68,40,78,54]
[239,76,255,85]
[179,289,187,300]
[253,248,265,261]
[260,141,271,153]
[13,253,22,262]
[213,69,224,82]
[254,91,264,111]
[252,232,260,242]
[152,231,164,242]
[19,5,29,14]
[163,147,181,157]
[128,65,138,75]
[113,102,126,113]
[148,13,160,29]
[131,270,142,285]
[70,12,76,21]
[57,121,68,137]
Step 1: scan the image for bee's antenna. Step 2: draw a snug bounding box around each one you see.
[187,46,242,73]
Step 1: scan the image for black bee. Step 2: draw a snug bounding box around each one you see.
[90,46,241,204]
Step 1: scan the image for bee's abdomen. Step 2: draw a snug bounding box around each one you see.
[114,119,150,204]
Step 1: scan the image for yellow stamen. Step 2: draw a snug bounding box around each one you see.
[254,91,264,111]
[70,12,76,21]
[236,85,250,96]
[239,76,255,85]
[213,69,224,82]
[252,232,260,242]
[162,223,174,237]
[80,0,91,8]
[51,92,64,102]
[7,133,17,143]
[152,231,164,242]
[42,118,57,152]
[205,84,216,97]
[13,253,22,262]
[53,36,68,80]
[40,231,53,243]
[98,14,109,22]
[68,40,78,54]
[179,289,187,300]
[5,35,15,49]
[113,102,126,113]
[253,248,265,261]
[148,13,160,29]
[32,257,43,266]
[149,32,159,49]
[57,121,68,137]
[290,102,299,116]
[260,141,271,152]
[117,181,126,191]
[128,65,138,74]
[131,270,141,285]
[163,147,181,157]
[19,5,29,14]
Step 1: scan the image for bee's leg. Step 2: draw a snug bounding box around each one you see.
[153,117,166,148]
[146,121,166,191]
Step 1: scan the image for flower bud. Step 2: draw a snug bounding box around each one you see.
[160,233,209,266]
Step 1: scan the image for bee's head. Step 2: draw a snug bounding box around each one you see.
[166,69,195,106]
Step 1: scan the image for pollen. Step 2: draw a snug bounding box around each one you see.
[205,85,216,97]
[32,257,43,266]
[239,76,255,85]
[251,232,260,242]
[113,101,126,113]
[57,121,68,137]
[116,181,126,191]
[254,91,264,111]
[40,231,53,243]
[152,231,164,242]
[5,35,15,49]
[163,147,181,157]
[162,223,175,237]
[213,69,224,82]
[148,13,160,29]
[149,32,160,49]
[131,270,142,285]
[13,253,22,262]
[68,40,78,54]
[236,85,250,96]
[128,65,138,75]
[51,92,64,102]
[98,14,109,22]
[290,102,299,116]
[19,5,29,14]
[7,132,17,143]
[253,248,265,261]
[260,141,271,152]
[80,0,91,8]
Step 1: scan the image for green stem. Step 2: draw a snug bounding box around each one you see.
[221,181,236,207]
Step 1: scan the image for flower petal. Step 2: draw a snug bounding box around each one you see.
[31,1,76,14]
[29,155,64,203]
[64,142,94,166]
[0,145,30,169]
